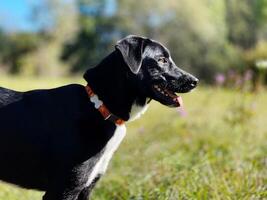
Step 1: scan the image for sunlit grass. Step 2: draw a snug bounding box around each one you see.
[0,76,266,200]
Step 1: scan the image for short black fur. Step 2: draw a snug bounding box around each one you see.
[0,35,198,200]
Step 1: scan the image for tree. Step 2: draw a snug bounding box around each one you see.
[61,0,117,72]
[225,0,267,49]
[114,0,240,81]
[0,29,40,74]
[20,0,78,76]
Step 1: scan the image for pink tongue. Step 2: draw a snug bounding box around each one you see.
[175,96,183,107]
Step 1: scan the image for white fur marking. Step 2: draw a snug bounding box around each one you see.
[86,125,126,186]
[128,100,150,122]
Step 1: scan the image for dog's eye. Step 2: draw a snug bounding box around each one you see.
[158,57,168,64]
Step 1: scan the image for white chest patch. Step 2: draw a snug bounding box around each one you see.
[128,100,150,122]
[86,125,126,186]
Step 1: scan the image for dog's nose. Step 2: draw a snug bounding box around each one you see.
[190,78,199,87]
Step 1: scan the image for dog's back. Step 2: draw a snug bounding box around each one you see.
[0,84,112,190]
[0,87,22,108]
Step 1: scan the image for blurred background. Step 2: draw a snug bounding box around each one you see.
[0,0,267,200]
[0,0,267,86]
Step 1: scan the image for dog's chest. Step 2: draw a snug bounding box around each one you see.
[129,101,149,122]
[86,125,126,186]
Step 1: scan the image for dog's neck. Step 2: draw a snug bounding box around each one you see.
[84,50,148,122]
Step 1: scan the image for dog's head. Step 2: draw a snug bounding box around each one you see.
[116,35,198,107]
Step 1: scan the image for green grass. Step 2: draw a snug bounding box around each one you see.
[0,76,266,200]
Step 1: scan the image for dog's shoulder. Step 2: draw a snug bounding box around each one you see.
[21,84,87,105]
[24,84,85,96]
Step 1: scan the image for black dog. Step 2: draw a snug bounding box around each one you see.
[0,35,198,200]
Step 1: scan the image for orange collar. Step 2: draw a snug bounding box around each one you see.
[85,85,124,125]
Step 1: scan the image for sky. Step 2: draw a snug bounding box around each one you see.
[0,0,34,32]
[0,0,116,32]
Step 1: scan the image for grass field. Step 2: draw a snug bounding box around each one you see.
[0,76,266,200]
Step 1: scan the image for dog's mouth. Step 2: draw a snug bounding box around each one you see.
[152,84,183,107]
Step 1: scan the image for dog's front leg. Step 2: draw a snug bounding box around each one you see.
[77,175,102,200]
[43,191,78,200]
[42,176,82,200]
[43,188,81,200]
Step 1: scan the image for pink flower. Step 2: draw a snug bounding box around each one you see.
[244,70,253,81]
[215,73,225,86]
[177,106,187,117]
[138,126,145,134]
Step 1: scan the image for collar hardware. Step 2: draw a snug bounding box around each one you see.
[85,85,124,125]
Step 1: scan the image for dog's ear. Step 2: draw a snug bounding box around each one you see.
[115,35,147,74]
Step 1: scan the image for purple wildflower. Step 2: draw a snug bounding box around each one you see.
[215,73,225,86]
[138,126,145,134]
[244,70,253,82]
[177,106,187,117]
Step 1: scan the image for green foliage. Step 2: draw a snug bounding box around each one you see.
[225,0,257,49]
[0,30,11,72]
[243,41,267,90]
[244,41,267,65]
[0,32,40,73]
[21,0,78,76]
[0,78,266,200]
[61,0,117,72]
[1,0,267,81]
[114,0,233,80]
[60,0,267,82]
[0,0,78,76]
